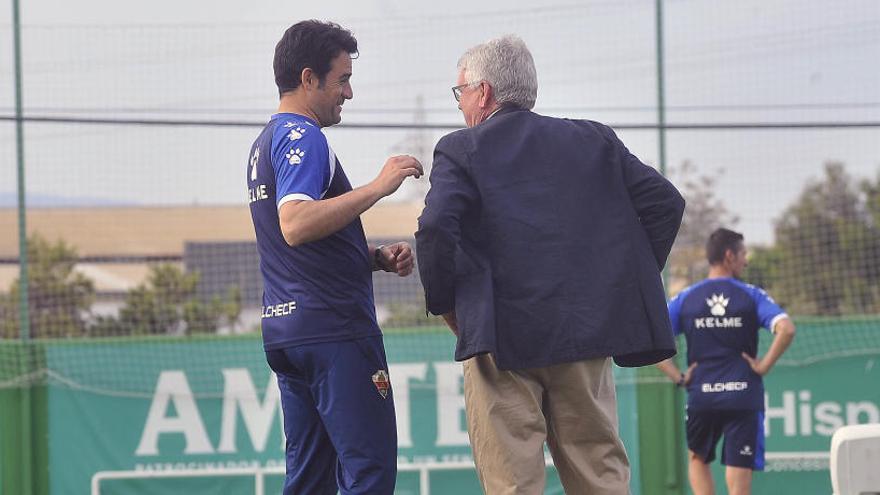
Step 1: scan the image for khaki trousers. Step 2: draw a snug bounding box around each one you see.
[463,354,630,495]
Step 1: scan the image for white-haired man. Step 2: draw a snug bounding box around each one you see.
[416,35,685,494]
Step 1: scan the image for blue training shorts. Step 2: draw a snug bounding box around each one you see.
[686,409,765,470]
[266,335,398,495]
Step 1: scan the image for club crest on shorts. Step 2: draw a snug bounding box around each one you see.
[372,369,390,399]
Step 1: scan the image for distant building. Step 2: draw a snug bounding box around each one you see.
[0,203,427,332]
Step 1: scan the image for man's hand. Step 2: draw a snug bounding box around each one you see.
[377,242,414,277]
[743,317,795,377]
[441,311,459,337]
[368,155,423,197]
[682,362,697,385]
[742,352,771,376]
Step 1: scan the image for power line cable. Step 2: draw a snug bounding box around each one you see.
[2,101,878,115]
[2,115,878,130]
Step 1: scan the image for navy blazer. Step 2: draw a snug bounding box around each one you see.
[416,107,685,370]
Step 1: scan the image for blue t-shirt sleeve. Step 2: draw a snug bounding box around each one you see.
[272,121,330,206]
[667,291,684,336]
[751,286,787,332]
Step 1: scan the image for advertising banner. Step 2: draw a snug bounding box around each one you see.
[45,332,641,495]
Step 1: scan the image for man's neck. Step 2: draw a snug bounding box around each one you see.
[471,103,502,127]
[277,94,319,125]
[707,265,734,279]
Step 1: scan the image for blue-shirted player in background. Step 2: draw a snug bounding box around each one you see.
[246,20,423,495]
[656,228,796,495]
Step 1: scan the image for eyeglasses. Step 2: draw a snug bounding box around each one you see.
[451,82,479,102]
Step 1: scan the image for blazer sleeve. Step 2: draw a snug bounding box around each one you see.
[606,128,685,270]
[415,133,479,315]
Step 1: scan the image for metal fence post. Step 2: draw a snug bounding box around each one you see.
[11,0,33,493]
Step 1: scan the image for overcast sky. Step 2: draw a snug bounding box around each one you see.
[1,0,878,243]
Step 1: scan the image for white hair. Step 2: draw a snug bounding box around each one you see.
[457,34,538,110]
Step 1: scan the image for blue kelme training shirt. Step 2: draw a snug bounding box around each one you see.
[668,277,787,411]
[247,113,379,350]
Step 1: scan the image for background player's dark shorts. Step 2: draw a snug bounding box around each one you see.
[686,409,765,470]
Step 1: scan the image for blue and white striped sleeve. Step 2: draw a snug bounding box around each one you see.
[752,286,788,333]
[271,121,332,207]
[667,291,685,336]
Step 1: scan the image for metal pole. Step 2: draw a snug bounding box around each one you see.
[254,467,264,495]
[420,466,429,495]
[12,0,33,493]
[655,1,685,493]
[656,0,667,179]
[12,0,29,342]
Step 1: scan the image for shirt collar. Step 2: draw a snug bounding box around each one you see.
[486,105,527,121]
[486,107,505,120]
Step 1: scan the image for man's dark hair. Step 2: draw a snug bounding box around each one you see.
[274,20,358,96]
[706,228,744,265]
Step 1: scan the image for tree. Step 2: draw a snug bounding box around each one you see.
[747,162,880,315]
[90,264,241,336]
[741,245,783,292]
[863,170,880,227]
[667,161,740,288]
[0,235,95,339]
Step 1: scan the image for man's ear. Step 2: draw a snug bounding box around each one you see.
[478,81,493,108]
[724,248,736,264]
[300,68,315,90]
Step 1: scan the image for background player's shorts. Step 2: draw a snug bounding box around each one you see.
[686,409,765,470]
[266,335,398,495]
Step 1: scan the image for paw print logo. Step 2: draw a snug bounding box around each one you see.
[706,293,729,316]
[286,148,305,165]
[249,148,260,180]
[288,126,306,141]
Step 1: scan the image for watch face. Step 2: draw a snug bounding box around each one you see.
[375,246,386,270]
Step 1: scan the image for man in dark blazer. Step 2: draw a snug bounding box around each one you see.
[416,35,685,495]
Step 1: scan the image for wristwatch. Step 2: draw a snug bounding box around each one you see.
[676,374,685,387]
[374,245,388,272]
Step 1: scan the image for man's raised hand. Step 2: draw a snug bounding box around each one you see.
[370,155,423,197]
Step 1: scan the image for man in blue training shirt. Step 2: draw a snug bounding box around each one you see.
[657,228,796,495]
[246,20,423,495]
